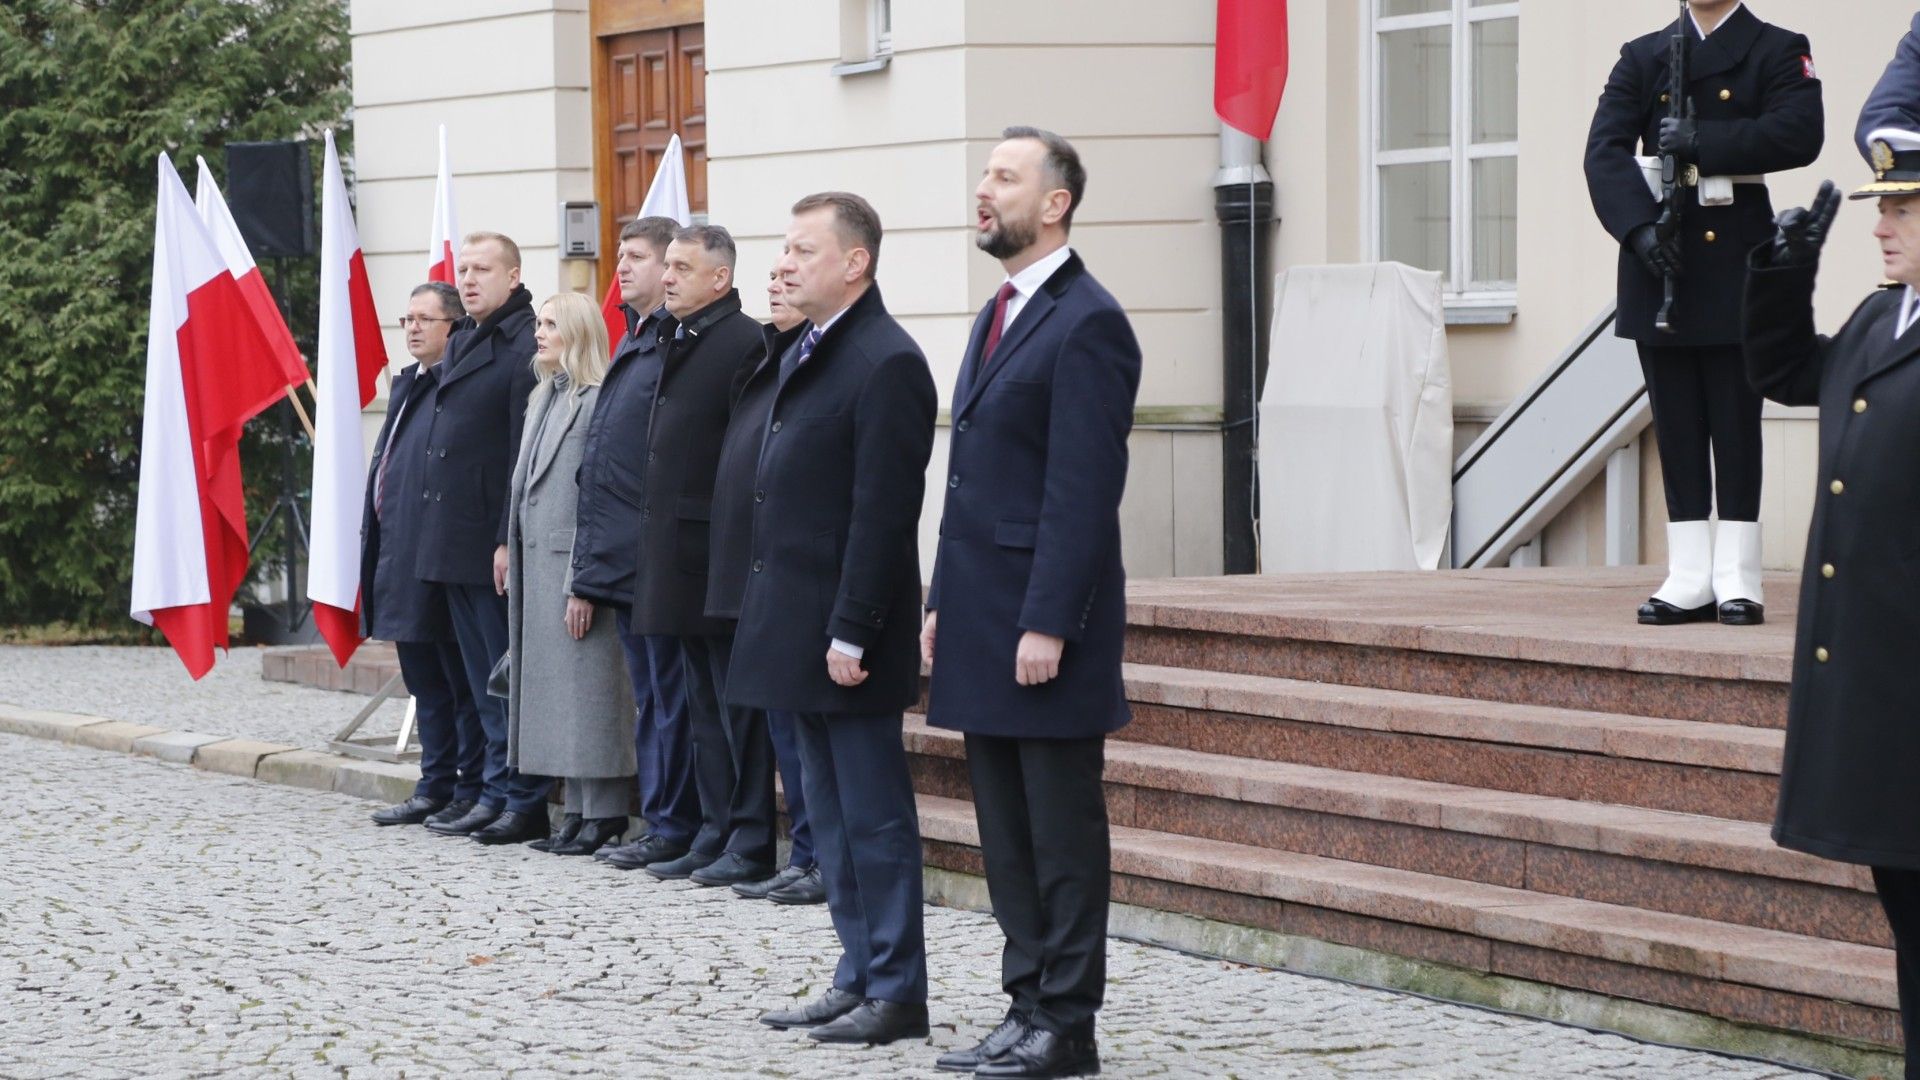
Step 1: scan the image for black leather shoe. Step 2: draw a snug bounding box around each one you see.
[1719,598,1765,626]
[935,1010,1031,1072]
[689,851,775,887]
[602,834,689,870]
[530,812,582,852]
[1637,598,1717,625]
[732,863,807,900]
[423,799,476,828]
[471,809,550,846]
[425,801,500,836]
[548,816,625,856]
[974,1028,1100,1078]
[807,999,930,1045]
[370,794,447,827]
[646,849,719,880]
[759,987,862,1030]
[766,865,827,905]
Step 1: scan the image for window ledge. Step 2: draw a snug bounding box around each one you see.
[830,55,890,77]
[1443,297,1517,326]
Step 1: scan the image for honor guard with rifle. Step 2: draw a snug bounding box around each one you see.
[1585,0,1823,626]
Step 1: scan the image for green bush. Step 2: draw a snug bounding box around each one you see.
[0,0,351,628]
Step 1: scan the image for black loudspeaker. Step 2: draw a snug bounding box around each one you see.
[224,141,314,258]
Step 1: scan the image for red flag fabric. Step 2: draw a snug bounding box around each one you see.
[1215,0,1290,140]
[427,124,460,285]
[601,277,626,358]
[195,158,310,389]
[133,154,281,678]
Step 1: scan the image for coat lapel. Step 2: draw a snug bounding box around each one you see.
[1685,5,1761,84]
[528,386,589,488]
[953,252,1085,421]
[1857,296,1920,388]
[438,331,495,389]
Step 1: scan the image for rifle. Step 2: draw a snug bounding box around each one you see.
[1654,0,1694,334]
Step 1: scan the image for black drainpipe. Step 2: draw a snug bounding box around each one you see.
[1216,131,1275,575]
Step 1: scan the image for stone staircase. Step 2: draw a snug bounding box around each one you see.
[265,568,1900,1069]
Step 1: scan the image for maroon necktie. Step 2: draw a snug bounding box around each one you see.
[976,281,1019,378]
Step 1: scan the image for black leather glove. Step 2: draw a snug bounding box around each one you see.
[1629,223,1683,278]
[1658,117,1699,165]
[1769,179,1841,267]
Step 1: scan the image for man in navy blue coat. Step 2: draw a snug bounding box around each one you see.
[731,192,936,1047]
[922,128,1140,1080]
[1858,13,1920,162]
[570,216,704,871]
[416,232,552,846]
[363,281,486,829]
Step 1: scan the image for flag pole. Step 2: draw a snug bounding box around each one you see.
[285,384,316,440]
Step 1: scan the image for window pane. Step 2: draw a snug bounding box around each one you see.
[1379,26,1450,150]
[1380,161,1450,274]
[1471,18,1518,143]
[1381,0,1447,14]
[1471,155,1518,285]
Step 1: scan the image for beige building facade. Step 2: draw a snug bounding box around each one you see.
[348,0,1913,578]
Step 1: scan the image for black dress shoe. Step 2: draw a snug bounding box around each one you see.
[766,865,827,905]
[646,849,719,880]
[732,863,807,900]
[602,834,690,870]
[759,986,863,1030]
[530,812,583,853]
[425,801,500,836]
[548,816,625,856]
[370,794,447,827]
[807,999,930,1045]
[936,1011,1031,1072]
[422,799,476,828]
[974,1028,1100,1078]
[1719,598,1765,626]
[471,809,550,846]
[689,852,775,887]
[1637,597,1717,625]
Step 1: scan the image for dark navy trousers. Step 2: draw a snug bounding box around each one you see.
[615,610,700,847]
[444,582,551,813]
[792,710,926,1005]
[767,710,814,870]
[394,639,485,804]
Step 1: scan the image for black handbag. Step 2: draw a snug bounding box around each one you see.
[486,650,511,698]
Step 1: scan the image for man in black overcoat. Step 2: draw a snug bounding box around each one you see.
[571,216,704,871]
[731,193,936,1046]
[921,128,1139,1080]
[622,224,777,888]
[1585,0,1822,625]
[1748,135,1920,1073]
[363,281,486,829]
[415,232,552,846]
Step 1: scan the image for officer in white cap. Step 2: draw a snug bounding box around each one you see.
[1746,128,1920,1072]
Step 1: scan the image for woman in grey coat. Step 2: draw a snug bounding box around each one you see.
[505,291,636,855]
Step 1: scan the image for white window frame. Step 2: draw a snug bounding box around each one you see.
[1364,0,1520,322]
[871,0,893,56]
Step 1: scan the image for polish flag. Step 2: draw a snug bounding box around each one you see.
[427,124,460,285]
[1215,0,1290,140]
[601,132,693,354]
[307,131,389,667]
[132,154,286,678]
[194,157,310,388]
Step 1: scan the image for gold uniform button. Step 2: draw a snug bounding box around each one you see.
[1719,89,1732,101]
[1830,478,1846,495]
[1815,647,1831,663]
[1660,93,1670,103]
[1854,398,1868,413]
[1704,230,1718,243]
[1821,563,1835,579]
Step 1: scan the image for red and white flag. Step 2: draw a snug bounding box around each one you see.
[194,157,310,388]
[131,154,286,678]
[307,130,389,667]
[601,132,693,354]
[427,124,460,285]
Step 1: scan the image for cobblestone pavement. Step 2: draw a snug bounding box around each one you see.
[0,645,402,749]
[2,726,1820,1079]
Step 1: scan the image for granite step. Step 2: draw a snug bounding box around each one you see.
[902,719,1884,948]
[1114,663,1783,822]
[912,792,1898,1048]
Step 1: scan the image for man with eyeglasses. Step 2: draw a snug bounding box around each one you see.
[364,281,489,828]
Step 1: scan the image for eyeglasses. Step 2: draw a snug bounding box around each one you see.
[398,315,457,329]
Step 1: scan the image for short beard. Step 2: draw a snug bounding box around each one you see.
[976,214,1038,259]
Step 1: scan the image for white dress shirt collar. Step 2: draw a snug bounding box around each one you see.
[1690,1,1744,39]
[1899,286,1920,340]
[998,244,1074,332]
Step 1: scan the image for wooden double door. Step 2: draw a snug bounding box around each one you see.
[592,1,707,290]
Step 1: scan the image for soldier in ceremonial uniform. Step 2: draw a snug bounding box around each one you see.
[1746,134,1920,1076]
[1585,0,1822,625]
